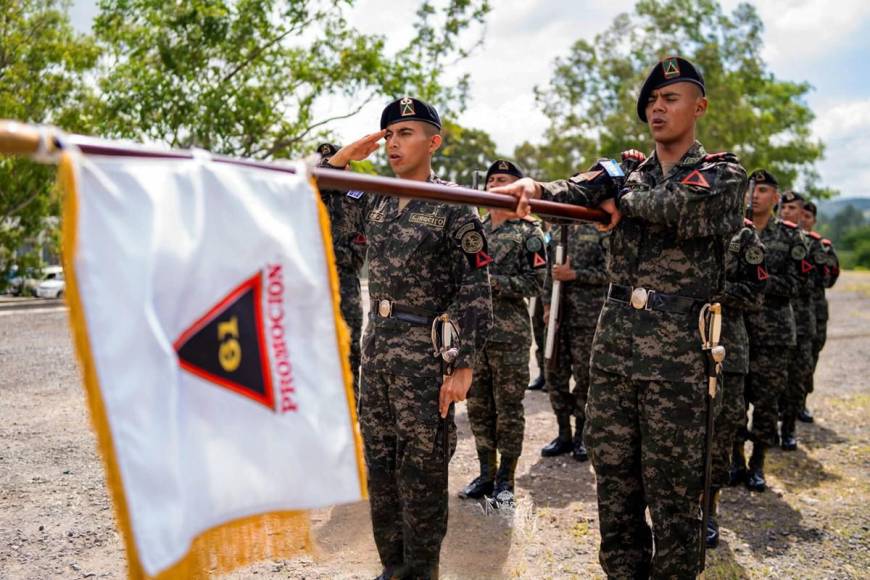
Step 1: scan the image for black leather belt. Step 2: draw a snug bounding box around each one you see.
[607,283,701,314]
[373,299,434,326]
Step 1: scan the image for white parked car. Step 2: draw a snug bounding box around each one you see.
[35,266,65,299]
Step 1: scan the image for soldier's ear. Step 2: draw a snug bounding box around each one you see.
[695,96,708,118]
[429,133,442,154]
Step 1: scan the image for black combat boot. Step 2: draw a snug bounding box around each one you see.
[490,455,519,509]
[375,564,405,579]
[571,419,588,462]
[780,414,798,451]
[541,414,573,457]
[746,443,767,492]
[706,487,721,548]
[527,374,546,391]
[798,407,814,423]
[459,448,496,499]
[729,441,747,486]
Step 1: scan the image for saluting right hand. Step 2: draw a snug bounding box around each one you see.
[328,130,386,168]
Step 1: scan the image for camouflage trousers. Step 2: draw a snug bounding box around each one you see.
[544,324,595,423]
[468,342,529,458]
[359,370,457,577]
[339,277,362,403]
[530,296,546,372]
[784,338,814,416]
[585,368,707,579]
[744,346,791,446]
[713,373,745,487]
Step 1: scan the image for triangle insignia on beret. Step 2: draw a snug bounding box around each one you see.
[498,161,509,170]
[680,169,710,188]
[320,145,331,154]
[400,96,415,117]
[662,57,680,79]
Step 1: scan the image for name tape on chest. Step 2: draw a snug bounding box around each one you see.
[409,212,447,228]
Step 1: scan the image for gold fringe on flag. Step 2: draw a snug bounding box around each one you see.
[58,153,362,579]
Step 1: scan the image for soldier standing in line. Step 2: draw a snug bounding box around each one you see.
[460,160,547,508]
[538,221,609,461]
[707,218,767,547]
[494,57,746,578]
[316,142,366,402]
[319,97,493,580]
[738,171,802,491]
[778,190,817,450]
[798,201,840,422]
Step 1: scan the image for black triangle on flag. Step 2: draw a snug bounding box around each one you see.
[173,273,275,410]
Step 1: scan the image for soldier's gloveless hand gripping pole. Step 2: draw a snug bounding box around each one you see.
[0,121,609,224]
[698,303,725,572]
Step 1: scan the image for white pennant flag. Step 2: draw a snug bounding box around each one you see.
[58,148,365,579]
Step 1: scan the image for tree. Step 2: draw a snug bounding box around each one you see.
[432,120,498,187]
[92,0,490,159]
[0,0,99,284]
[516,0,828,193]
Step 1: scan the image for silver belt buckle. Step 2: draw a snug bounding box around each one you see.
[630,287,648,310]
[378,299,392,318]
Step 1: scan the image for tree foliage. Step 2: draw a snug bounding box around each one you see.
[432,120,498,186]
[92,0,490,159]
[516,0,827,191]
[0,0,98,281]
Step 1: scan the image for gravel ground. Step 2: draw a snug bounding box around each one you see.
[1,273,868,579]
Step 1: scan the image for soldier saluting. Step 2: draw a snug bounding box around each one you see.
[494,57,746,577]
[319,97,493,580]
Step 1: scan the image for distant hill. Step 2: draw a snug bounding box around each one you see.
[817,197,870,218]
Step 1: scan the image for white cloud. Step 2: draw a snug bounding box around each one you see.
[811,99,870,196]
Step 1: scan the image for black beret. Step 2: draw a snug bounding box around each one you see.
[485,159,524,184]
[380,96,441,130]
[316,142,340,159]
[804,201,817,217]
[781,190,805,205]
[637,56,706,122]
[749,169,779,188]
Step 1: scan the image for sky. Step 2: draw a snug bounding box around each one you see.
[69,0,870,197]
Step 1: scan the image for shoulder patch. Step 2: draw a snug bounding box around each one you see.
[782,220,798,229]
[455,219,492,269]
[790,244,807,260]
[703,151,739,163]
[744,246,764,265]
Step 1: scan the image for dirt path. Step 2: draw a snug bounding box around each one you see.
[1,274,868,579]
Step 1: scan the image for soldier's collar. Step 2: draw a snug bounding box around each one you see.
[647,140,706,172]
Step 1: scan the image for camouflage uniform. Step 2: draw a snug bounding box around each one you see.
[468,216,546,459]
[321,171,492,577]
[712,221,767,487]
[783,229,820,428]
[542,223,608,430]
[325,196,367,402]
[808,234,840,397]
[743,218,802,446]
[539,142,745,578]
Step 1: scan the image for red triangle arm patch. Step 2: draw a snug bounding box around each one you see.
[680,169,711,188]
[475,251,494,269]
[532,252,546,268]
[757,265,769,281]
